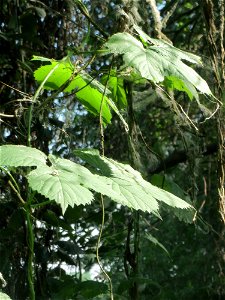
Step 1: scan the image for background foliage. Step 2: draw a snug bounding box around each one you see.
[0,0,224,299]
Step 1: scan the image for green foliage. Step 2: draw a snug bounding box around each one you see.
[33,57,112,124]
[75,149,195,217]
[104,26,212,100]
[28,163,93,214]
[150,174,195,223]
[76,280,108,298]
[0,145,47,167]
[32,56,129,129]
[0,292,12,300]
[102,70,127,109]
[145,233,169,256]
[0,145,195,218]
[1,1,224,299]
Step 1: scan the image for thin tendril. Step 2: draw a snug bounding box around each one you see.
[96,194,114,300]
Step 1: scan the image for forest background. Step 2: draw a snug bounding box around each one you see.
[0,0,224,299]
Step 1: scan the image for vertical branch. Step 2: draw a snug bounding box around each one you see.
[96,194,114,300]
[126,82,142,170]
[217,0,225,221]
[26,204,35,300]
[201,0,225,223]
[146,0,162,38]
[201,0,221,88]
[218,122,225,223]
[201,0,225,295]
[161,0,180,28]
[125,81,140,300]
[133,210,140,299]
[146,0,171,42]
[217,1,225,223]
[218,0,225,84]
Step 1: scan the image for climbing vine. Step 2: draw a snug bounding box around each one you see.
[0,1,224,299]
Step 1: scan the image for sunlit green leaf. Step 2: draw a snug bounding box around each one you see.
[0,292,12,300]
[0,145,47,167]
[65,74,112,124]
[34,61,72,90]
[75,149,195,218]
[102,71,127,108]
[28,164,93,214]
[27,154,118,213]
[33,60,112,124]
[105,30,213,99]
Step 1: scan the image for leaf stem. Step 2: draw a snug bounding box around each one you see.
[31,200,52,208]
[8,180,26,205]
[1,166,20,192]
[0,167,26,205]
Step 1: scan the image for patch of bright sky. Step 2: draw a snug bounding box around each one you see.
[158,0,166,10]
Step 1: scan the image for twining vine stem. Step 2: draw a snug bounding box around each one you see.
[96,61,114,300]
[26,197,35,300]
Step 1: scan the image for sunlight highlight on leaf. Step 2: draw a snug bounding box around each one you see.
[33,59,112,124]
[0,145,47,167]
[75,149,195,218]
[105,29,213,100]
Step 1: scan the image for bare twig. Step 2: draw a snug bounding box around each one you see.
[162,0,180,28]
[0,113,14,118]
[146,0,162,38]
[177,103,198,131]
[199,103,220,123]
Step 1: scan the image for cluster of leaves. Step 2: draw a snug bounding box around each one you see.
[104,25,213,101]
[32,25,213,123]
[0,145,194,218]
[1,0,224,299]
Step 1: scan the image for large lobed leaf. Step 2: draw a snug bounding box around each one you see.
[28,165,93,214]
[0,145,195,220]
[133,25,202,65]
[104,29,212,100]
[28,154,119,214]
[75,149,195,218]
